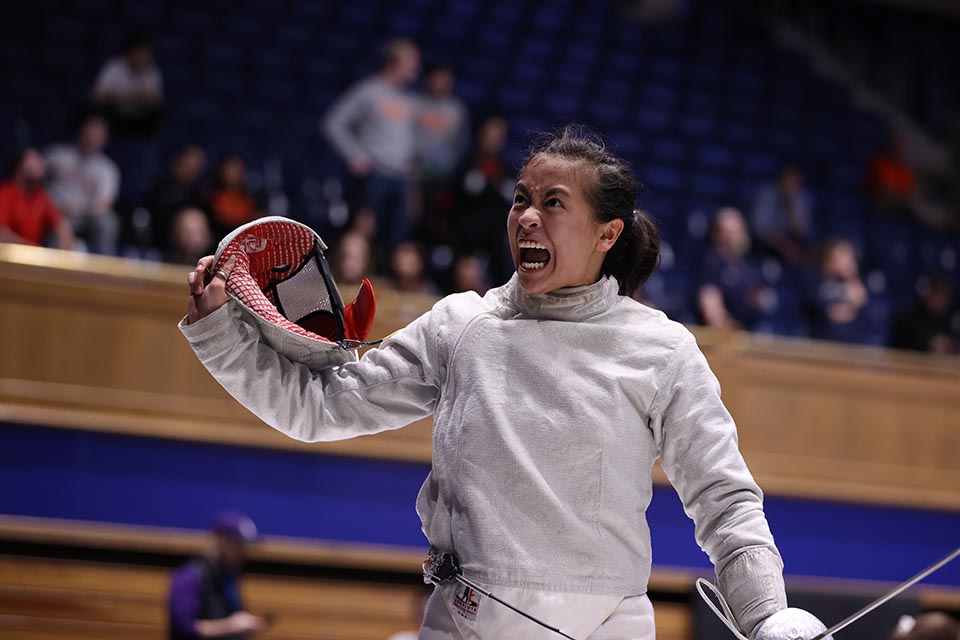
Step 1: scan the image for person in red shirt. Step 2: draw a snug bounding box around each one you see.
[0,148,74,248]
[867,133,955,229]
[868,134,917,210]
[208,154,259,239]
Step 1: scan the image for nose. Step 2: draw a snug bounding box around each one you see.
[517,206,541,229]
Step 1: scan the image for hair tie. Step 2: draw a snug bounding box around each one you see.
[632,209,640,222]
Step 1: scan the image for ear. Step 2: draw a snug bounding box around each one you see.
[596,218,625,253]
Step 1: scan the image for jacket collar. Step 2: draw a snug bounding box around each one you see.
[493,273,620,321]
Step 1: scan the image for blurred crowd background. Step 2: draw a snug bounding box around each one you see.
[4,0,960,353]
[3,1,960,639]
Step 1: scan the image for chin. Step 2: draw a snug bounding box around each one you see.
[516,269,553,295]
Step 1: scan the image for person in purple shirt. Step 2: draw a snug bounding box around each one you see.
[168,511,265,639]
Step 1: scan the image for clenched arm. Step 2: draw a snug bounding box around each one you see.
[650,330,786,634]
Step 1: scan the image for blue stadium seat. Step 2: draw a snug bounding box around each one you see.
[609,131,643,158]
[690,171,730,198]
[125,3,167,24]
[722,122,759,146]
[173,7,216,33]
[696,145,735,170]
[388,12,425,37]
[636,107,672,133]
[274,23,313,49]
[457,80,490,107]
[224,15,264,40]
[650,138,687,163]
[591,103,628,129]
[606,51,642,75]
[544,93,583,119]
[477,28,513,53]
[643,165,685,194]
[679,114,716,140]
[741,152,778,177]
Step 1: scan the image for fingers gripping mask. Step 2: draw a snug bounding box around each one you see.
[211,217,377,369]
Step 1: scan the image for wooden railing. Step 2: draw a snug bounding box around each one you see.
[0,553,423,640]
[2,516,958,640]
[0,516,694,640]
[3,243,960,510]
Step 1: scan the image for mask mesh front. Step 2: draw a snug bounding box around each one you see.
[274,256,333,324]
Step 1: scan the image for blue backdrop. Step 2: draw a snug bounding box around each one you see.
[1,423,957,587]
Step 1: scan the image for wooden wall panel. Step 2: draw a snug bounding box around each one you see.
[3,244,959,509]
[0,554,422,640]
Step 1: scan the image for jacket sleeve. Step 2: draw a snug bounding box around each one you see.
[649,329,786,634]
[178,299,442,443]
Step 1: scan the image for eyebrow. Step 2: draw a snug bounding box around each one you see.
[544,186,571,198]
[513,184,571,197]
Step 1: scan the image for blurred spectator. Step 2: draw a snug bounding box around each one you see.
[750,165,813,265]
[208,154,260,238]
[0,148,73,249]
[144,144,208,253]
[889,273,957,354]
[331,231,371,285]
[389,242,435,294]
[322,38,421,261]
[417,65,469,181]
[890,612,959,640]
[165,206,213,266]
[453,115,514,285]
[807,238,876,344]
[90,32,164,137]
[868,133,917,213]
[168,511,266,640]
[44,115,120,255]
[417,64,469,242]
[869,133,955,230]
[697,206,773,331]
[451,253,489,295]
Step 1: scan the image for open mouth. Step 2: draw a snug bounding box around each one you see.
[518,239,551,271]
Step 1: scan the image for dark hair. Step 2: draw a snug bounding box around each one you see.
[7,147,33,177]
[425,63,453,76]
[123,31,153,53]
[76,112,109,134]
[214,152,245,187]
[521,125,660,296]
[382,38,417,68]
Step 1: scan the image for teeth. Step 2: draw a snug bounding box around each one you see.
[521,261,546,270]
[518,240,548,250]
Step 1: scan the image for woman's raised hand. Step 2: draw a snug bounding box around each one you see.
[186,254,236,324]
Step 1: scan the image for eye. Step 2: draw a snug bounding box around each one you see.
[546,197,564,208]
[513,193,527,206]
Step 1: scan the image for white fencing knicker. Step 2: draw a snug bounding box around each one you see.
[419,580,656,640]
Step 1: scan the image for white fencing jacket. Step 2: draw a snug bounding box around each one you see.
[180,274,787,633]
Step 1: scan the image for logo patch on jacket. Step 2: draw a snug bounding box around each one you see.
[452,584,481,624]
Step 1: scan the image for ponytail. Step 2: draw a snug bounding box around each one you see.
[602,209,660,296]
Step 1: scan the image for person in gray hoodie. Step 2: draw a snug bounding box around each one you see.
[322,38,421,262]
[181,127,822,639]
